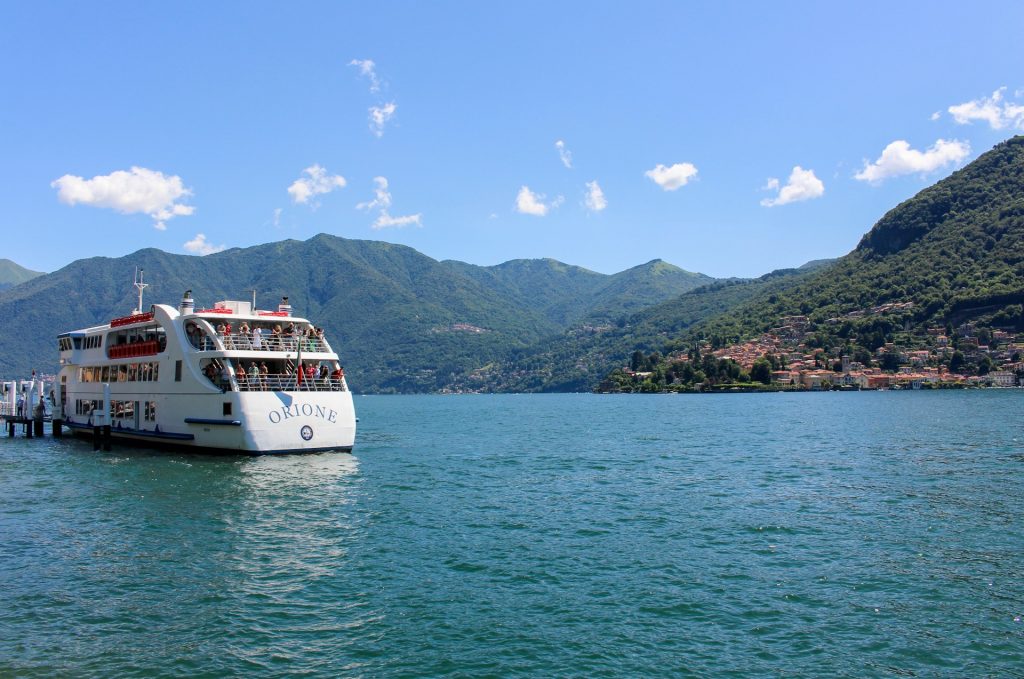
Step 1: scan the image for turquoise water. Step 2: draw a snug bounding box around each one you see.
[2,391,1023,677]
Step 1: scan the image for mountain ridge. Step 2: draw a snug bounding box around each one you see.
[0,258,44,291]
[0,235,714,391]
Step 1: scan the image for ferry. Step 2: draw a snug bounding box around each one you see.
[57,272,356,454]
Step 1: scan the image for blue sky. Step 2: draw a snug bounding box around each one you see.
[2,1,1023,278]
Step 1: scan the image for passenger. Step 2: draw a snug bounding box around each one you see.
[319,364,329,380]
[236,363,247,386]
[259,361,269,388]
[252,326,263,350]
[248,362,260,387]
[271,324,283,350]
[216,322,226,336]
[234,321,250,350]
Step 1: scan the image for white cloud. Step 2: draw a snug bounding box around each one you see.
[555,140,573,169]
[930,111,941,121]
[51,166,194,230]
[854,139,970,183]
[584,180,607,212]
[287,164,347,205]
[356,176,392,212]
[645,162,698,191]
[515,186,565,216]
[948,87,1024,130]
[272,208,282,227]
[760,166,824,207]
[372,212,422,229]
[369,102,397,137]
[348,58,382,93]
[357,176,421,229]
[183,233,226,256]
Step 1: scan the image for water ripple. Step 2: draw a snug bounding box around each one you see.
[2,392,1024,677]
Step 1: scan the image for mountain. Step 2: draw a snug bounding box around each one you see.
[440,265,825,392]
[595,135,1024,388]
[0,235,713,391]
[442,257,713,327]
[0,259,44,291]
[441,258,608,327]
[688,135,1024,344]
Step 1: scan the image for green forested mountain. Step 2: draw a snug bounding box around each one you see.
[0,235,710,391]
[0,259,44,291]
[592,135,1024,388]
[686,135,1024,345]
[438,265,826,392]
[442,257,712,327]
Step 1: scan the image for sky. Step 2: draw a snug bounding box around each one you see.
[2,1,1023,279]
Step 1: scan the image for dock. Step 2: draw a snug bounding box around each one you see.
[1,378,64,440]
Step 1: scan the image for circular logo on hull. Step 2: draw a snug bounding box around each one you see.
[300,425,314,441]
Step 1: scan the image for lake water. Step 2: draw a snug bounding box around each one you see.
[2,391,1023,677]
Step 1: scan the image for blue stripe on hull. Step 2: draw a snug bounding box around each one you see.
[63,421,352,455]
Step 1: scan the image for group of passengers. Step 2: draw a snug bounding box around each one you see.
[208,320,327,352]
[202,358,344,391]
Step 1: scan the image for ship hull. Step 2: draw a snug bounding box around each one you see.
[63,390,356,455]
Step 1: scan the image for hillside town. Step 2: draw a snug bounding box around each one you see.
[605,313,1024,392]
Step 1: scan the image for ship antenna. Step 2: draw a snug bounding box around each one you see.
[133,267,149,314]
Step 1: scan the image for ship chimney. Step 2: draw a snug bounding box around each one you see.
[179,289,195,314]
[278,296,292,316]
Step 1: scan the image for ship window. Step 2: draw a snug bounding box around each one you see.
[223,402,232,416]
[174,360,182,382]
[73,337,82,349]
[145,401,157,422]
[101,366,110,382]
[153,363,159,382]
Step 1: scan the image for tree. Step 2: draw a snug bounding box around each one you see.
[880,352,901,371]
[630,350,646,372]
[750,358,772,385]
[949,350,966,373]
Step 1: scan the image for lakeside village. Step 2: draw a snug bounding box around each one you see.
[599,310,1024,393]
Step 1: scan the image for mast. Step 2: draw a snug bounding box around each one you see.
[133,268,149,314]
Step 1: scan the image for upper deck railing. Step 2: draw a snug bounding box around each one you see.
[189,332,332,354]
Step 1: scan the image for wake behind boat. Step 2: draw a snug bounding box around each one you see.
[57,272,356,454]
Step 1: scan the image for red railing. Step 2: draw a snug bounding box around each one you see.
[108,340,161,359]
[196,308,234,314]
[110,312,155,328]
[257,310,290,317]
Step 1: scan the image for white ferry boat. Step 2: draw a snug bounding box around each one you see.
[57,275,356,454]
